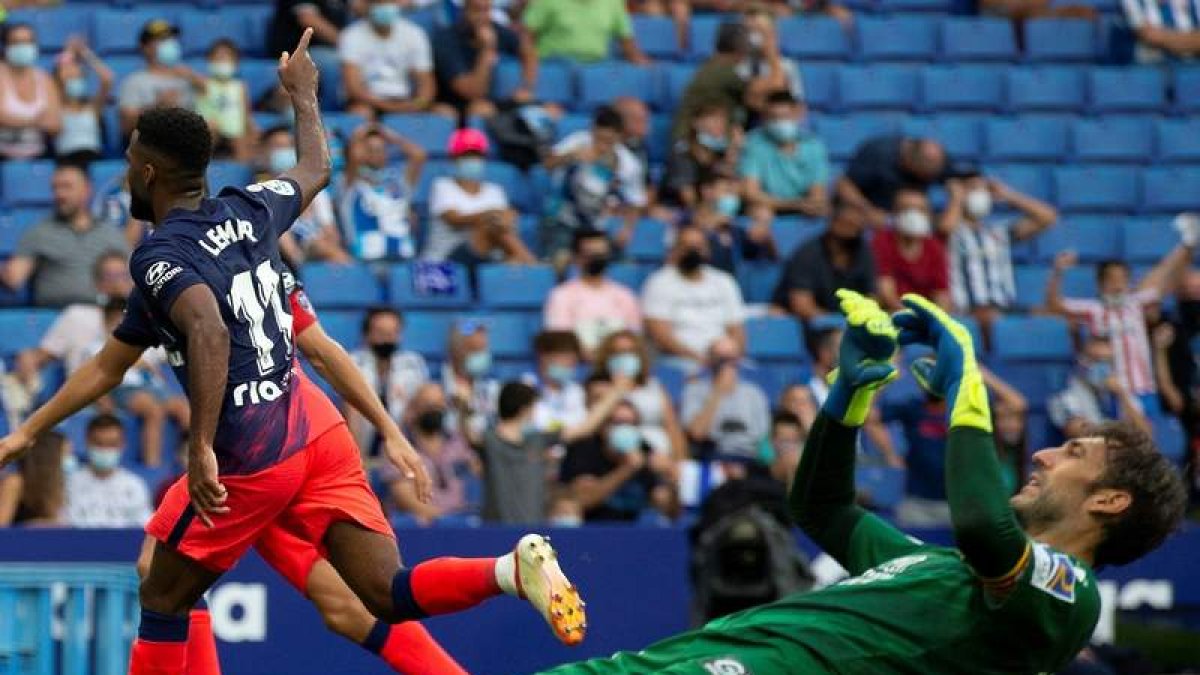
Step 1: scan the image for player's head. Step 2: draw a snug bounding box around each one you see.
[1096,259,1131,298]
[498,381,538,425]
[533,330,581,387]
[126,107,213,223]
[1011,422,1187,567]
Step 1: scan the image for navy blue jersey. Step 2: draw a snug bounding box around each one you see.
[114,178,343,475]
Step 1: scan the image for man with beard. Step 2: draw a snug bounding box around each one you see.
[772,195,876,322]
[540,290,1186,674]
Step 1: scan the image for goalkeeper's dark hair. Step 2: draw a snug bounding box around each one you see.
[1088,422,1187,567]
[135,107,213,176]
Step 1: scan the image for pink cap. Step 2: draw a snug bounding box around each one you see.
[448,128,489,156]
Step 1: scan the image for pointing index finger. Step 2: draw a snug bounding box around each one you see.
[294,27,313,56]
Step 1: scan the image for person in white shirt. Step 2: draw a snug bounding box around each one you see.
[423,128,535,268]
[641,226,746,365]
[340,0,436,117]
[346,307,430,458]
[65,414,153,528]
[526,331,587,432]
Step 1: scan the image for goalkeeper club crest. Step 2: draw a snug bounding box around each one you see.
[703,657,751,675]
[1031,544,1080,604]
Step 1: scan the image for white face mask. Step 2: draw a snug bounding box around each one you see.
[965,189,992,219]
[895,209,931,237]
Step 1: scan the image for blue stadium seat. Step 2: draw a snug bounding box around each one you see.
[902,114,984,160]
[992,316,1072,361]
[224,5,272,58]
[8,7,91,51]
[206,162,254,193]
[662,63,697,109]
[0,208,42,258]
[992,362,1070,409]
[632,16,679,59]
[1070,117,1154,164]
[984,116,1069,162]
[777,17,851,60]
[1155,119,1200,163]
[688,15,726,61]
[554,113,592,142]
[299,263,382,308]
[1141,167,1200,212]
[1,161,55,207]
[813,112,904,161]
[606,262,650,291]
[745,317,806,361]
[989,164,1053,202]
[322,112,369,141]
[1005,66,1086,112]
[855,466,905,512]
[315,310,364,350]
[1121,217,1179,263]
[625,218,669,262]
[477,264,557,310]
[798,64,838,111]
[920,66,1005,111]
[493,59,573,106]
[836,65,919,110]
[1173,66,1200,113]
[1024,19,1096,62]
[879,0,953,11]
[0,309,57,356]
[386,262,472,309]
[237,59,282,105]
[1088,67,1167,113]
[1035,217,1121,263]
[577,62,661,111]
[381,113,457,155]
[770,217,822,258]
[473,313,535,358]
[1012,265,1052,311]
[481,161,534,213]
[180,9,250,57]
[736,263,783,305]
[1152,414,1186,463]
[1053,166,1140,212]
[940,18,1017,62]
[397,311,454,358]
[856,16,938,61]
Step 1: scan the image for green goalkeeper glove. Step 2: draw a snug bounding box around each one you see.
[822,289,899,427]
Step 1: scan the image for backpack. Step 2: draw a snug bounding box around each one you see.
[485,103,556,171]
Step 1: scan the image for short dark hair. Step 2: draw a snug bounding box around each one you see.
[262,125,292,142]
[715,21,748,55]
[361,306,403,335]
[498,381,537,420]
[86,413,125,438]
[571,228,609,254]
[766,89,797,107]
[54,160,90,180]
[1088,422,1188,567]
[92,250,127,280]
[813,328,841,355]
[135,107,213,175]
[696,166,734,191]
[533,330,581,357]
[207,38,239,58]
[2,23,33,47]
[593,106,624,133]
[1096,259,1130,285]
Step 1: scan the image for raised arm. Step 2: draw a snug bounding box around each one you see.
[278,29,331,212]
[894,294,1030,588]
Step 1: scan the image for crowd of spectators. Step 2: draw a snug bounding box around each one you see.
[0,0,1198,532]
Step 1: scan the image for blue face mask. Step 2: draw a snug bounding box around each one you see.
[766,119,800,144]
[87,447,122,471]
[607,424,642,453]
[269,147,297,173]
[369,3,401,28]
[697,132,728,154]
[62,452,79,473]
[6,43,38,68]
[546,363,576,386]
[65,77,88,100]
[464,350,492,378]
[209,60,237,80]
[455,157,487,181]
[1086,361,1112,388]
[716,193,741,218]
[549,514,583,527]
[156,38,182,66]
[606,353,641,378]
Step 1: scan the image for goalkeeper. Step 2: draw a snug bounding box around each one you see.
[542,290,1186,674]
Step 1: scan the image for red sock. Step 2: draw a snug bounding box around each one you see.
[378,623,468,675]
[129,639,187,675]
[185,610,221,675]
[409,557,500,615]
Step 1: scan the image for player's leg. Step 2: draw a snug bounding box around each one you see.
[136,535,222,675]
[131,542,221,675]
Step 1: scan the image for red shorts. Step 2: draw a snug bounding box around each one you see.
[146,423,393,575]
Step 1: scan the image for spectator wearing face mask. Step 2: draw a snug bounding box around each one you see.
[943,171,1057,337]
[53,37,111,164]
[260,127,350,265]
[613,97,652,191]
[682,335,771,462]
[738,5,807,109]
[444,319,500,446]
[688,168,775,274]
[593,331,689,461]
[339,123,426,261]
[478,379,632,524]
[424,129,534,271]
[642,227,747,365]
[837,135,947,229]
[763,409,806,488]
[340,0,436,118]
[740,90,830,221]
[1048,215,1200,411]
[0,22,62,160]
[382,382,480,524]
[662,103,743,210]
[872,188,951,312]
[192,39,257,161]
[543,229,643,356]
[771,196,875,321]
[347,307,429,458]
[527,331,588,432]
[546,490,586,528]
[65,414,153,528]
[672,21,779,141]
[118,20,194,136]
[1049,336,1152,439]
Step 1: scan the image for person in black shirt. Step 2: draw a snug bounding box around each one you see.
[836,135,946,229]
[771,196,876,321]
[432,0,537,118]
[268,0,349,58]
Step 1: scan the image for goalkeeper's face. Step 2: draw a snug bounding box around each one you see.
[1010,436,1110,533]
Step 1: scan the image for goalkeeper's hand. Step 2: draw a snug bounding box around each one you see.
[822,289,899,427]
[892,293,992,432]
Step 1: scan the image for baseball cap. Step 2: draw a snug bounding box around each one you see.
[140,19,179,45]
[447,128,489,157]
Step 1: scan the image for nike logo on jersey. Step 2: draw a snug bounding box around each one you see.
[198,219,259,257]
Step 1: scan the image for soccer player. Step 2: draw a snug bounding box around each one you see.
[0,29,585,675]
[540,289,1187,674]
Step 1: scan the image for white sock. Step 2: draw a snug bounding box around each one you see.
[494,552,517,596]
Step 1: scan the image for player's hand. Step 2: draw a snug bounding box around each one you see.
[383,435,433,504]
[187,446,229,528]
[823,289,898,426]
[278,27,319,102]
[1053,250,1077,273]
[0,429,34,470]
